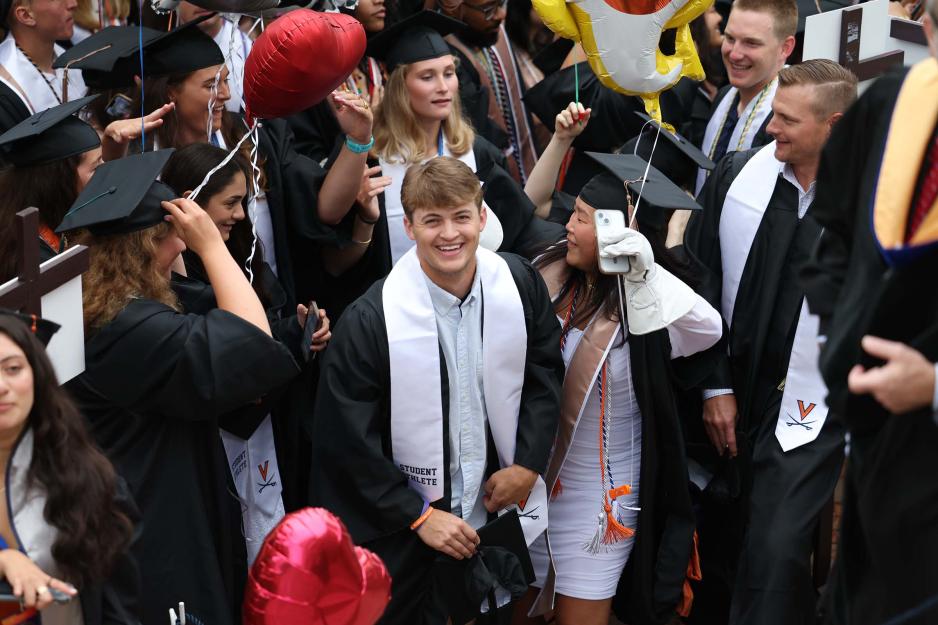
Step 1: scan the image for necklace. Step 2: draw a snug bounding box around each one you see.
[707,78,775,162]
[15,42,62,104]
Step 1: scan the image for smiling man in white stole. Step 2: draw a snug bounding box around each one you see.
[310,156,562,625]
[684,60,857,625]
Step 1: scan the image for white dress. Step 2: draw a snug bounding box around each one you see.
[529,321,642,600]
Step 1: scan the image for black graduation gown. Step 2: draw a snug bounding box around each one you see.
[309,253,563,625]
[684,150,844,625]
[610,331,701,625]
[322,136,564,319]
[65,300,300,625]
[285,98,343,166]
[174,258,316,512]
[0,80,29,136]
[801,66,938,625]
[521,61,691,196]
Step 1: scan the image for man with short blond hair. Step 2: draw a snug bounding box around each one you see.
[686,59,857,625]
[311,157,562,624]
[695,0,797,194]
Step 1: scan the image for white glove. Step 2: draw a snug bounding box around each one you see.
[600,228,697,335]
[599,227,653,280]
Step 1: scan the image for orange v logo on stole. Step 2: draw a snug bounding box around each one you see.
[258,460,269,481]
[797,400,816,421]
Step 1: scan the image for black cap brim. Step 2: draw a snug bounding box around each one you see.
[143,14,225,78]
[632,112,714,171]
[56,149,178,236]
[580,152,700,228]
[53,26,164,89]
[0,310,61,346]
[0,96,101,166]
[366,10,465,71]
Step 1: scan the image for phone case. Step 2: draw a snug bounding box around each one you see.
[594,210,631,275]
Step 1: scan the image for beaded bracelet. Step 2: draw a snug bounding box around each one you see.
[345,135,374,154]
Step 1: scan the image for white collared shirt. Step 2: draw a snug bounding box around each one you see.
[0,34,87,114]
[213,17,252,113]
[781,164,817,220]
[424,268,490,529]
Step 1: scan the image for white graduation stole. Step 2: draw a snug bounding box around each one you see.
[379,147,503,265]
[383,247,547,544]
[719,143,829,451]
[695,78,779,195]
[220,416,285,565]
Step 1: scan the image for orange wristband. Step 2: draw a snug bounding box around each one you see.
[410,506,434,531]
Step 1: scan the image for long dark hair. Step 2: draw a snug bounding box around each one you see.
[690,12,727,89]
[0,157,82,283]
[536,219,701,336]
[0,316,133,585]
[161,143,272,305]
[505,0,553,57]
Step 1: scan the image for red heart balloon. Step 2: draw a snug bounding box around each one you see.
[243,10,366,122]
[242,508,392,625]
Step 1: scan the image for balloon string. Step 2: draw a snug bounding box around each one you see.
[574,62,579,106]
[188,122,257,203]
[137,0,145,152]
[628,118,662,229]
[245,122,261,285]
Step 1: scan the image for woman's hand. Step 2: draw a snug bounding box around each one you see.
[554,101,591,143]
[0,549,76,610]
[101,103,175,161]
[331,90,373,145]
[295,305,332,352]
[162,198,225,258]
[357,165,392,224]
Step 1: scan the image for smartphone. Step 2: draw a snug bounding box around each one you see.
[301,300,322,362]
[594,210,631,275]
[105,93,133,120]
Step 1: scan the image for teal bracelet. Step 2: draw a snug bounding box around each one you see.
[345,135,374,154]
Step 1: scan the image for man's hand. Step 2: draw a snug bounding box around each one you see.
[848,335,936,414]
[415,510,480,560]
[703,393,738,457]
[483,465,538,513]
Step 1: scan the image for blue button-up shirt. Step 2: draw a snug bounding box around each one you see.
[425,270,489,529]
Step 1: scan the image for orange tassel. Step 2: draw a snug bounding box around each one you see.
[677,531,703,617]
[602,503,634,545]
[550,479,563,501]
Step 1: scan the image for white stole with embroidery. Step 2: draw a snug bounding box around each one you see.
[695,78,778,195]
[719,143,829,451]
[383,247,547,544]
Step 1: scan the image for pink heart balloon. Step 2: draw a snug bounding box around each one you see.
[243,10,366,122]
[242,508,391,625]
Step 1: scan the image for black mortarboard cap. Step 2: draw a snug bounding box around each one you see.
[0,310,60,346]
[433,510,534,624]
[53,26,164,89]
[366,10,465,71]
[0,96,100,167]
[143,15,225,78]
[56,150,178,236]
[622,112,714,191]
[580,152,701,229]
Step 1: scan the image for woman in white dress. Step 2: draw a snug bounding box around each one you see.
[515,153,723,625]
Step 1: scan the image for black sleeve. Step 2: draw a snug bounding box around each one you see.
[284,100,340,164]
[310,295,425,543]
[83,303,300,421]
[98,477,141,625]
[507,255,564,474]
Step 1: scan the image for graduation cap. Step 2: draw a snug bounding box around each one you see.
[0,310,60,346]
[53,26,164,89]
[366,10,466,72]
[56,150,178,236]
[0,96,100,167]
[143,14,225,78]
[621,112,714,192]
[580,151,701,229]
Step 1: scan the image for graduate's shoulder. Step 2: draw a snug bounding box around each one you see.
[340,277,389,328]
[495,251,548,294]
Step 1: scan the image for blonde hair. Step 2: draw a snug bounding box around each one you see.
[76,222,180,332]
[373,62,475,164]
[778,59,858,120]
[401,156,483,218]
